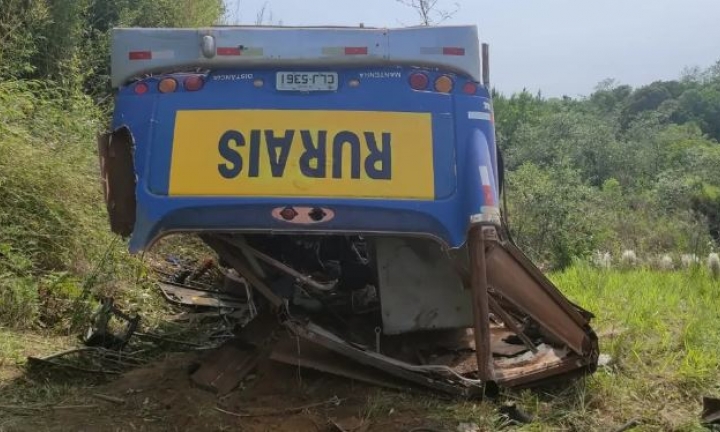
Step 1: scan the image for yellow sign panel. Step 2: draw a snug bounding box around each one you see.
[168,110,435,199]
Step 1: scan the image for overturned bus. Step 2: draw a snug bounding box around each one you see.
[99,24,599,396]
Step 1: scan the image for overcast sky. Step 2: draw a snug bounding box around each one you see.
[224,0,720,97]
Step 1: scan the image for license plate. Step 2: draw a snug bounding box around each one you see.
[276,72,338,91]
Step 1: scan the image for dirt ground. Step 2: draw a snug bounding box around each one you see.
[0,351,451,432]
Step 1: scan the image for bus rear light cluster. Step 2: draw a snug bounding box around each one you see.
[409,72,476,94]
[132,75,205,94]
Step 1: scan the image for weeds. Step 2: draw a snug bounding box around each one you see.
[0,80,140,330]
[501,264,720,431]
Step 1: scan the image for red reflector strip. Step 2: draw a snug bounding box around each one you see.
[442,47,465,56]
[482,185,495,205]
[322,47,368,56]
[129,51,152,60]
[344,46,368,55]
[217,47,242,56]
[479,166,495,205]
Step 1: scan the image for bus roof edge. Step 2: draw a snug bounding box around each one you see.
[110,25,482,87]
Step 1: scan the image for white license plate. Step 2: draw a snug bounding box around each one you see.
[276,72,338,91]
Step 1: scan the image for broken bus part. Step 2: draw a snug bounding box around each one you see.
[99,24,599,396]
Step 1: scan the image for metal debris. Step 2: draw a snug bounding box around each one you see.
[703,397,720,425]
[158,282,249,309]
[498,402,533,425]
[82,298,139,350]
[97,128,136,237]
[269,335,414,392]
[189,228,599,396]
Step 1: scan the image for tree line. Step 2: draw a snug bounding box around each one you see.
[495,64,720,268]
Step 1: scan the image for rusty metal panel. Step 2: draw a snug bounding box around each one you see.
[485,242,593,356]
[97,128,136,237]
[157,282,248,309]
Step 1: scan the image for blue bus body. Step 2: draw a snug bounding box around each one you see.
[111,66,501,253]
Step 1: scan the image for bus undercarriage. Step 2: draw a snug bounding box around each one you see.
[188,228,599,396]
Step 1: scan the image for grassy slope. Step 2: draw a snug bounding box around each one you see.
[0,80,144,330]
[428,265,720,431]
[536,265,720,431]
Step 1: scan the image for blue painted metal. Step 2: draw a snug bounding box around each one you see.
[111,66,499,253]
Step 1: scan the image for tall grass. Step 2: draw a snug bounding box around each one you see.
[0,80,138,329]
[510,263,720,431]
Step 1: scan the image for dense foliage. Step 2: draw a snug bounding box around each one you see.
[0,0,224,95]
[0,0,224,328]
[494,67,720,268]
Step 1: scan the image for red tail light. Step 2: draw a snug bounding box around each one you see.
[134,82,149,95]
[463,82,478,95]
[409,73,429,90]
[184,75,204,91]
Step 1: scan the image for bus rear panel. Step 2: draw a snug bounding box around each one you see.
[111,65,498,252]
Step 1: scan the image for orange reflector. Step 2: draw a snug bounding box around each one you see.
[158,78,177,93]
[434,75,453,93]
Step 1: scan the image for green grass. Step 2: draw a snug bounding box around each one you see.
[0,80,143,331]
[433,264,720,431]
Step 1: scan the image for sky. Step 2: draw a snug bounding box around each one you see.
[224,0,720,97]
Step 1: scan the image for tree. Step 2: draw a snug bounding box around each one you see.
[0,0,225,94]
[506,163,599,269]
[395,0,458,25]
